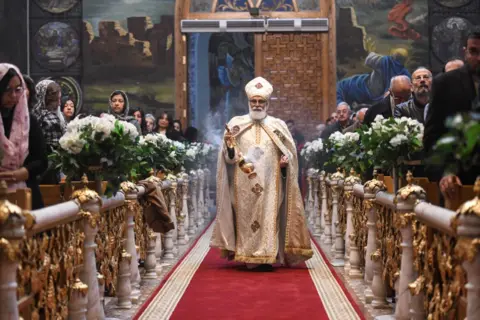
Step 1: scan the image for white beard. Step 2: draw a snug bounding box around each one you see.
[249,110,267,120]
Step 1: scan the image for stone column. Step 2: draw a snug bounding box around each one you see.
[308,172,320,231]
[0,181,28,320]
[204,168,211,220]
[79,201,105,318]
[330,169,345,266]
[306,169,314,219]
[169,180,179,257]
[188,171,198,235]
[394,172,426,319]
[144,232,158,279]
[343,169,361,274]
[363,172,386,304]
[121,182,142,303]
[451,178,480,320]
[68,278,89,320]
[322,173,331,244]
[181,173,190,242]
[455,214,480,320]
[116,249,132,309]
[197,169,205,226]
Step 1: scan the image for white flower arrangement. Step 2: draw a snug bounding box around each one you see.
[325,131,364,172]
[360,115,424,169]
[300,138,324,165]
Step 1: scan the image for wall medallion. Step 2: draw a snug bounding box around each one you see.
[434,0,472,8]
[42,76,83,113]
[431,16,472,64]
[32,22,80,71]
[34,0,79,14]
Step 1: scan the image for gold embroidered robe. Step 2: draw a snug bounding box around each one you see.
[210,115,313,265]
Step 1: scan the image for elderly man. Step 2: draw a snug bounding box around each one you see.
[394,67,432,123]
[210,77,312,272]
[320,102,353,138]
[363,75,412,126]
[343,107,368,133]
[444,58,464,73]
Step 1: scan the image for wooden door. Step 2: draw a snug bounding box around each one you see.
[255,33,331,140]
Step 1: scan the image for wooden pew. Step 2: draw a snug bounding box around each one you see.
[7,188,32,210]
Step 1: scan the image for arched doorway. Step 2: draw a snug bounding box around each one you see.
[175,0,337,140]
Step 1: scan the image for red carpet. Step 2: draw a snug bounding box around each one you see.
[135,225,364,320]
[170,251,328,319]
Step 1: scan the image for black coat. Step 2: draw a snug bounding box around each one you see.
[424,65,477,153]
[363,95,394,127]
[424,65,478,183]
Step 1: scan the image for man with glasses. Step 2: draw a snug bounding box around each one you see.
[363,75,412,126]
[211,77,312,272]
[394,67,432,123]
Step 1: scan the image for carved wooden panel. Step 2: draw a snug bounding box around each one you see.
[258,33,325,140]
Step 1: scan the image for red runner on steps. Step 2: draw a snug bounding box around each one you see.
[170,250,329,319]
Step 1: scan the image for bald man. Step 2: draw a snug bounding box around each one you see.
[363,75,412,126]
[395,67,432,123]
[343,107,368,133]
[444,59,464,73]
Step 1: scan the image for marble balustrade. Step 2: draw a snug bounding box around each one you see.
[304,167,480,320]
[0,168,213,320]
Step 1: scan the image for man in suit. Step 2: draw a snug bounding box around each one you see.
[363,75,412,126]
[424,31,480,197]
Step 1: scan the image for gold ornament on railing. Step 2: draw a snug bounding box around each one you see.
[95,207,127,295]
[18,219,84,318]
[71,174,102,205]
[331,167,345,180]
[120,181,137,194]
[351,196,367,268]
[394,171,427,203]
[377,204,401,288]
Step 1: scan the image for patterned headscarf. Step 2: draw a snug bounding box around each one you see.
[0,63,30,189]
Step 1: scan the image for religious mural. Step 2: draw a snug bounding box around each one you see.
[335,0,429,108]
[82,0,175,114]
[209,33,255,124]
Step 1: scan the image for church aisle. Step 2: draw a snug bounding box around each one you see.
[134,224,364,320]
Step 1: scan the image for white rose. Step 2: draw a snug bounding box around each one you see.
[389,134,408,147]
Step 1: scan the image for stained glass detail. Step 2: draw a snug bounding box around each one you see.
[216,0,249,12]
[190,0,213,12]
[215,0,297,12]
[261,0,295,12]
[297,0,319,11]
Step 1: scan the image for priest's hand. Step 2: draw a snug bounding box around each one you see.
[224,131,235,149]
[280,155,289,168]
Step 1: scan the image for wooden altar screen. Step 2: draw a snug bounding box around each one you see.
[176,0,336,138]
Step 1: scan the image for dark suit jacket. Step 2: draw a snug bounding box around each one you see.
[424,65,476,153]
[424,65,477,183]
[363,95,393,127]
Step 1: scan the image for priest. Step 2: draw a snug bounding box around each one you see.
[210,77,313,271]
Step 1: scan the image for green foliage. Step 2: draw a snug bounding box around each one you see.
[429,112,480,175]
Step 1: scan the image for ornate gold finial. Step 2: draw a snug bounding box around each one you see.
[474,177,480,196]
[350,168,355,176]
[71,175,101,204]
[372,168,378,180]
[81,174,89,187]
[70,278,88,296]
[406,170,414,185]
[120,181,137,194]
[149,169,155,177]
[395,171,426,202]
[0,180,24,227]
